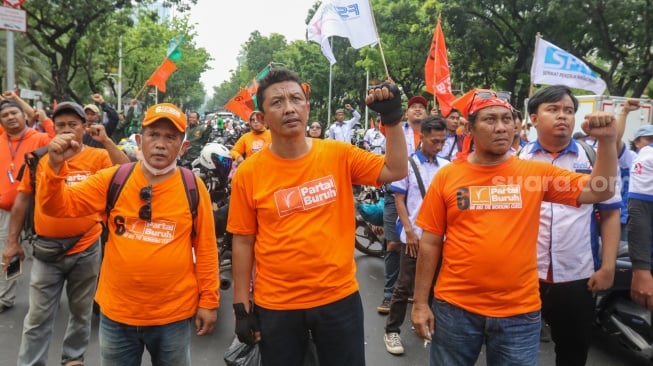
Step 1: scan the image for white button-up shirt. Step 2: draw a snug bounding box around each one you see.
[519,140,621,282]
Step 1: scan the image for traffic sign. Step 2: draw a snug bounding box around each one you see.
[3,0,25,7]
[0,5,25,32]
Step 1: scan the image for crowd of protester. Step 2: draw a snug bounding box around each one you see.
[0,68,652,366]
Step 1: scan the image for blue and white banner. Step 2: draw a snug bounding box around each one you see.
[530,37,607,95]
[307,0,379,65]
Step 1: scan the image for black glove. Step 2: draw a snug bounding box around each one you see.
[366,82,403,126]
[233,302,259,345]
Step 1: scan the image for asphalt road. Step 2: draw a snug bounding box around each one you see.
[0,253,651,365]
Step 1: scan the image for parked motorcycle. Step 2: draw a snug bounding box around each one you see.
[354,185,385,257]
[594,240,653,360]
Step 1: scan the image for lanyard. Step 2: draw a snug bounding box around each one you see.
[7,131,26,170]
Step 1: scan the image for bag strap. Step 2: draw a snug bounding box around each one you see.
[179,166,199,238]
[105,163,199,238]
[408,156,427,198]
[576,139,596,167]
[16,146,49,243]
[106,162,137,222]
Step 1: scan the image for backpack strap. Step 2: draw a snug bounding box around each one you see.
[106,162,137,222]
[105,163,199,238]
[17,146,49,243]
[407,156,427,198]
[576,140,597,167]
[179,166,199,238]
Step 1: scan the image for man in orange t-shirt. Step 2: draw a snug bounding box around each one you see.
[29,103,219,366]
[410,92,619,365]
[0,99,49,313]
[230,111,271,164]
[2,102,129,365]
[227,68,408,366]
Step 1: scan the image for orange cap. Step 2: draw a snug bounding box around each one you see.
[142,103,187,132]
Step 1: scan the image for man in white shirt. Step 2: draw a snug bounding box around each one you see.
[327,104,361,143]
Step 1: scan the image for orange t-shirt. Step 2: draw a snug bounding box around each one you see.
[0,128,50,210]
[416,156,589,317]
[227,139,385,310]
[19,146,112,254]
[37,162,220,325]
[230,130,272,160]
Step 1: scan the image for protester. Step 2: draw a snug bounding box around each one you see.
[112,99,141,143]
[83,93,119,148]
[411,90,618,365]
[519,85,621,365]
[363,116,386,154]
[230,111,271,164]
[327,103,361,142]
[1,102,128,365]
[0,99,50,314]
[28,102,219,365]
[377,95,426,315]
[182,111,211,163]
[438,108,463,161]
[227,68,407,366]
[307,121,325,139]
[510,109,528,153]
[383,116,449,355]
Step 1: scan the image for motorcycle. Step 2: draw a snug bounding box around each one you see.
[354,184,385,257]
[193,142,235,290]
[594,240,653,360]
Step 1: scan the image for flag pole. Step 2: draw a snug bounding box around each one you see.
[529,33,542,98]
[367,0,390,79]
[327,38,334,126]
[433,15,441,111]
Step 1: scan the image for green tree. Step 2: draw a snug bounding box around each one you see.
[20,0,197,103]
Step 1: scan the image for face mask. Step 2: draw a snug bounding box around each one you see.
[138,136,184,176]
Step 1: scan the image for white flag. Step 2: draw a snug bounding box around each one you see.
[307,0,379,65]
[530,37,607,95]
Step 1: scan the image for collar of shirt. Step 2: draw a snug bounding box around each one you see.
[414,150,440,166]
[530,139,579,156]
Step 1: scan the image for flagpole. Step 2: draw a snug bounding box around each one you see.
[367,0,390,79]
[327,37,334,126]
[433,15,441,110]
[365,69,369,130]
[529,33,542,97]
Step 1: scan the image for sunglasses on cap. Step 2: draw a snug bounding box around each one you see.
[139,185,152,222]
[467,90,512,117]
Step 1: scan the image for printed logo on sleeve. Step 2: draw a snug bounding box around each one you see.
[274,176,337,217]
[469,185,522,210]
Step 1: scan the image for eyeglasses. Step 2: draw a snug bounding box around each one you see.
[139,185,152,222]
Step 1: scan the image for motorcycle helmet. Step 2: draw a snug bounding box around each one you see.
[198,142,233,184]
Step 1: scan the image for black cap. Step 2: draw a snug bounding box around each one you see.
[52,102,86,123]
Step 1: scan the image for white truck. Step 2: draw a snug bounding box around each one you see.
[526,95,653,144]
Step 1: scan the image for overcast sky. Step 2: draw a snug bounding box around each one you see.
[188,0,312,94]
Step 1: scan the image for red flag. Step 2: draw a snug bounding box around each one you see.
[224,89,256,121]
[424,16,456,116]
[146,58,177,93]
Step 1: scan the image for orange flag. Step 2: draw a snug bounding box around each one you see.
[424,16,456,116]
[224,89,256,121]
[146,58,177,93]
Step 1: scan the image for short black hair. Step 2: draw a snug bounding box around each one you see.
[444,108,460,118]
[527,85,578,115]
[256,68,306,113]
[0,100,23,113]
[421,116,447,134]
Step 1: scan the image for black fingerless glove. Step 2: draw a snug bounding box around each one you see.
[366,83,403,126]
[234,302,259,345]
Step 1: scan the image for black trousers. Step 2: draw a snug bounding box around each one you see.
[540,279,594,366]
